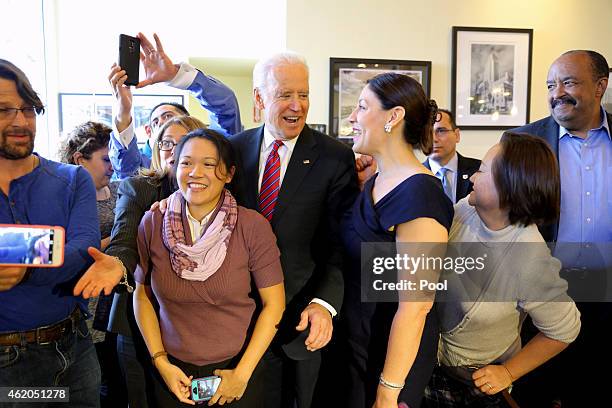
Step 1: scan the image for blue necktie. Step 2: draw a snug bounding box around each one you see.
[437,167,453,202]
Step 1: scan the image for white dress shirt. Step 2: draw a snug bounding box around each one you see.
[428,153,459,203]
[257,127,299,192]
[185,204,213,242]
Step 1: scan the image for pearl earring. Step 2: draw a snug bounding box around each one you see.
[384,123,392,133]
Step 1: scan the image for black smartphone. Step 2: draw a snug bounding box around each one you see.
[118,34,140,86]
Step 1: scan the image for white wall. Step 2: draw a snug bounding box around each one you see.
[53,0,286,93]
[186,69,258,130]
[286,0,612,159]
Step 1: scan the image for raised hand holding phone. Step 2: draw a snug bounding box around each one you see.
[136,32,179,88]
[108,63,133,133]
[118,34,140,86]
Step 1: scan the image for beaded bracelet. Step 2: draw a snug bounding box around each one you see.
[379,374,404,390]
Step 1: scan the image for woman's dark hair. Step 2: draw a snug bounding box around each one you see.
[0,59,44,114]
[58,121,111,164]
[172,128,236,182]
[367,72,437,154]
[492,131,560,227]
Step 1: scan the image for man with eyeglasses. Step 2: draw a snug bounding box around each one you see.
[0,59,101,407]
[108,33,242,179]
[423,108,480,203]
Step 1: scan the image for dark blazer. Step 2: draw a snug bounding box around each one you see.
[229,125,359,317]
[106,175,175,335]
[512,111,612,242]
[424,152,481,203]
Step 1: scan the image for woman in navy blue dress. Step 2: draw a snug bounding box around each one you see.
[341,73,453,408]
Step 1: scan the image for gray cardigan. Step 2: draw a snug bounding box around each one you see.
[438,198,581,367]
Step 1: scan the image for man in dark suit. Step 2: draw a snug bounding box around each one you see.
[423,109,480,203]
[228,53,358,408]
[511,50,611,408]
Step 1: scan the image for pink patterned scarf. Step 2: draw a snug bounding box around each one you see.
[162,188,238,281]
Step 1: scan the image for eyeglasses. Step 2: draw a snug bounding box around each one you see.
[158,139,178,151]
[434,128,455,136]
[0,107,43,121]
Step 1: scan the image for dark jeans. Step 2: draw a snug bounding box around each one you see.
[0,318,101,408]
[116,333,157,408]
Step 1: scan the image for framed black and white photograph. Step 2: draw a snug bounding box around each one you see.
[603,68,612,113]
[59,93,184,145]
[308,123,327,134]
[329,57,431,140]
[451,27,533,129]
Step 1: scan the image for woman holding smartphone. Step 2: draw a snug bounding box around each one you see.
[133,128,285,407]
[75,116,214,408]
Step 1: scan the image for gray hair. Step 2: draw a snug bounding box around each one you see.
[252,51,309,91]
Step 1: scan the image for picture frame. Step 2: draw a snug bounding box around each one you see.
[308,123,327,134]
[451,27,533,130]
[329,57,431,140]
[58,93,185,145]
[603,68,612,114]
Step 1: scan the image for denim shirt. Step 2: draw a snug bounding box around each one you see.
[557,107,611,243]
[0,155,100,331]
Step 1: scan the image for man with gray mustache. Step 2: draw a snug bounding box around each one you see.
[511,50,611,407]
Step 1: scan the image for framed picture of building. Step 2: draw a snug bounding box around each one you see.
[329,57,431,141]
[451,27,533,129]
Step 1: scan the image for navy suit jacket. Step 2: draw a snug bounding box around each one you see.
[512,111,612,242]
[424,152,481,203]
[228,126,359,317]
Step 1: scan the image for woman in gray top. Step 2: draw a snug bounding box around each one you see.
[425,132,580,407]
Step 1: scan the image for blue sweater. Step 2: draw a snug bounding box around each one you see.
[0,155,100,331]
